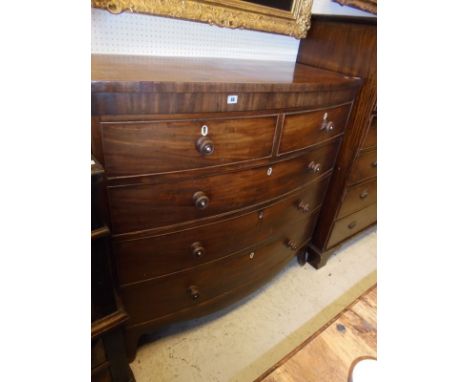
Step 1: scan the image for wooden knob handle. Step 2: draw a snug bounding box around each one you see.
[321,120,335,132]
[188,285,200,301]
[286,240,298,250]
[297,200,310,213]
[348,221,357,229]
[196,136,215,156]
[359,190,369,199]
[191,242,205,257]
[371,161,377,168]
[193,191,209,209]
[307,161,321,174]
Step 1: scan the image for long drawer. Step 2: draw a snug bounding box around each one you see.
[114,177,329,285]
[337,178,377,219]
[327,203,376,249]
[279,103,351,154]
[348,148,377,185]
[120,214,316,325]
[101,115,277,177]
[107,139,340,234]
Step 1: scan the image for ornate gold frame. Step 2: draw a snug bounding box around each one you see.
[92,0,313,38]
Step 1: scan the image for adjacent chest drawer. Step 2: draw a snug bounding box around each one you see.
[348,148,377,185]
[114,177,329,285]
[337,178,377,219]
[327,204,376,249]
[101,115,277,177]
[361,114,377,150]
[120,217,315,325]
[279,103,351,155]
[108,140,340,234]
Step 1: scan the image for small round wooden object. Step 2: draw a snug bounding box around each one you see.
[196,136,215,156]
[188,285,200,301]
[193,191,209,209]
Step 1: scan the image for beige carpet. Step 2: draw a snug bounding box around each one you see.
[130,228,377,382]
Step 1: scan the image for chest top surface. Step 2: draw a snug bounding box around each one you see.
[91,54,361,94]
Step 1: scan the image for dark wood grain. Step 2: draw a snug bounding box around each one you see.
[347,149,377,185]
[92,89,359,116]
[91,51,360,361]
[91,55,361,94]
[91,55,361,116]
[279,103,352,155]
[361,114,377,151]
[298,16,377,261]
[327,203,376,248]
[336,178,376,219]
[107,140,340,234]
[100,114,277,177]
[123,247,299,361]
[120,217,317,326]
[113,177,329,285]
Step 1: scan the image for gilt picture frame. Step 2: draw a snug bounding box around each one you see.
[92,0,314,38]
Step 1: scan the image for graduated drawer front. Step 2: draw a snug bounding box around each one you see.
[108,140,340,234]
[279,103,351,154]
[101,115,277,177]
[120,216,316,325]
[361,114,377,150]
[337,178,377,219]
[348,148,377,184]
[114,177,329,285]
[328,204,376,249]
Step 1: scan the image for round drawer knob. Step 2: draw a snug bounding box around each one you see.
[348,221,357,229]
[307,161,321,174]
[324,121,335,133]
[188,285,200,301]
[196,136,215,156]
[297,200,310,213]
[193,191,209,209]
[359,190,369,199]
[286,240,298,250]
[191,242,205,257]
[371,161,377,168]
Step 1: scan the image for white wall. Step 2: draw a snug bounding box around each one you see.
[91,1,375,61]
[91,9,300,61]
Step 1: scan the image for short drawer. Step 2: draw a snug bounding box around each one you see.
[348,148,377,184]
[108,139,340,234]
[101,115,277,177]
[120,215,317,325]
[337,178,377,219]
[361,114,377,150]
[114,177,329,284]
[327,204,376,249]
[279,103,351,154]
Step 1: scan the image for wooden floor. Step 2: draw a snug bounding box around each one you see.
[258,285,377,382]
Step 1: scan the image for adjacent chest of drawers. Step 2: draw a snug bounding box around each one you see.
[296,15,377,268]
[91,55,361,360]
[92,157,134,382]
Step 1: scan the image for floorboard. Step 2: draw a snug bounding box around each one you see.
[258,285,377,382]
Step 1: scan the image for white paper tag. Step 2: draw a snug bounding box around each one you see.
[227,95,238,104]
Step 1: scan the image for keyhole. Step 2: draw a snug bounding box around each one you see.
[201,125,208,136]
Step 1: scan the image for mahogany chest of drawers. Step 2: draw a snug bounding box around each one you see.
[297,15,377,267]
[91,55,361,360]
